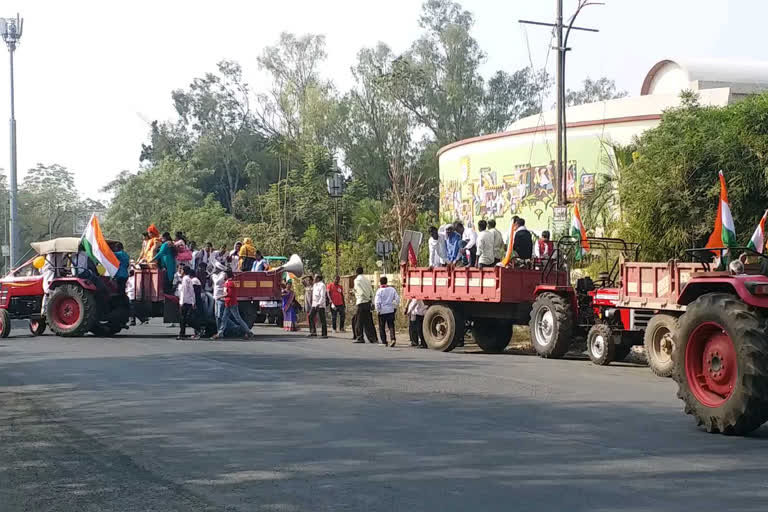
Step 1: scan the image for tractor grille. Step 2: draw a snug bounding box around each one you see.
[630,309,655,330]
[0,286,7,306]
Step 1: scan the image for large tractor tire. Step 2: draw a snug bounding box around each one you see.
[673,293,768,435]
[587,323,615,366]
[644,314,678,378]
[529,293,573,358]
[47,284,97,337]
[0,309,10,338]
[29,318,46,336]
[423,304,464,352]
[473,319,513,353]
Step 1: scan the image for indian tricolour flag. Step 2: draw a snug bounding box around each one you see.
[748,210,768,254]
[706,171,736,263]
[570,203,590,261]
[81,213,119,277]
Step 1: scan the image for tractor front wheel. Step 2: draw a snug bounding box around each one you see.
[674,293,768,435]
[645,314,678,378]
[587,323,615,365]
[529,293,573,358]
[0,309,10,338]
[29,318,46,336]
[47,284,96,337]
[473,319,513,353]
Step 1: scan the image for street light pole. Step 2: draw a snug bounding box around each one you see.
[326,161,345,279]
[0,14,22,269]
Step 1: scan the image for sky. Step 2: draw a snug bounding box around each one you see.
[0,0,754,200]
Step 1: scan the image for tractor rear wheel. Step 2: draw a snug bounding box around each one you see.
[473,319,512,353]
[47,284,97,337]
[423,304,464,352]
[674,293,768,435]
[644,314,678,378]
[529,293,573,358]
[29,318,46,336]
[587,323,615,365]
[0,309,10,338]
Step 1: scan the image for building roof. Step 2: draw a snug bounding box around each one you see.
[641,58,768,95]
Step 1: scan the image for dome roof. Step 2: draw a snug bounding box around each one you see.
[641,58,768,95]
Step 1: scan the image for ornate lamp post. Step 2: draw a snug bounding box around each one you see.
[326,164,345,278]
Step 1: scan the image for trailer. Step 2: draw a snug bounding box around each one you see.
[402,263,569,353]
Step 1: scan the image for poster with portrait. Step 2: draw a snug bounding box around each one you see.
[580,173,595,195]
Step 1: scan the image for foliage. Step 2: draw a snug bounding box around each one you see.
[565,77,628,107]
[620,91,768,260]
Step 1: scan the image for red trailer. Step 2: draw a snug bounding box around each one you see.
[402,263,569,353]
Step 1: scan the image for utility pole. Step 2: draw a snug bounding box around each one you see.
[0,14,22,268]
[520,1,600,208]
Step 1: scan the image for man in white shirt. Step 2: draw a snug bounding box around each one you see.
[428,226,446,267]
[352,267,377,343]
[374,276,400,347]
[211,262,228,333]
[178,266,196,340]
[308,274,328,338]
[456,221,477,266]
[475,220,496,268]
[488,219,505,263]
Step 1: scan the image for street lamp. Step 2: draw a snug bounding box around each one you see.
[0,14,22,269]
[326,163,344,279]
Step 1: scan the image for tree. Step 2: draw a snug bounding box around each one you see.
[338,43,414,199]
[383,0,548,146]
[19,164,81,244]
[620,91,768,260]
[566,77,628,107]
[257,32,338,151]
[101,159,204,253]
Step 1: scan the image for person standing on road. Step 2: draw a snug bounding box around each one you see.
[475,220,495,268]
[281,281,299,331]
[308,274,328,338]
[212,269,252,339]
[302,276,314,326]
[177,266,197,340]
[374,276,399,347]
[327,275,346,333]
[406,298,427,348]
[488,219,504,264]
[211,262,228,334]
[352,267,377,344]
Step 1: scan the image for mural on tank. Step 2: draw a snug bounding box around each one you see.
[438,136,613,237]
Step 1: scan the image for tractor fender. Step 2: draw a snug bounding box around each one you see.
[533,285,577,315]
[49,277,98,292]
[677,277,768,308]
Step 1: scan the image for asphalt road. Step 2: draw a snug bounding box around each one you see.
[1,321,767,512]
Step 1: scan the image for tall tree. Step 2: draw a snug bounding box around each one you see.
[338,43,413,199]
[257,32,338,151]
[566,77,628,106]
[384,0,549,146]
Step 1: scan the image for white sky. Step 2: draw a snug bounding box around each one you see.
[0,0,751,200]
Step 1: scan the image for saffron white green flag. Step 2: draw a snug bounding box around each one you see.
[570,204,590,261]
[706,171,737,250]
[748,210,768,254]
[81,214,119,276]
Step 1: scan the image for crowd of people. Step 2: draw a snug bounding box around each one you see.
[428,216,554,268]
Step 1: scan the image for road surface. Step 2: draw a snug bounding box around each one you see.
[1,322,766,511]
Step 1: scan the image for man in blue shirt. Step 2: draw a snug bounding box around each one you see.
[444,224,462,264]
[113,242,131,298]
